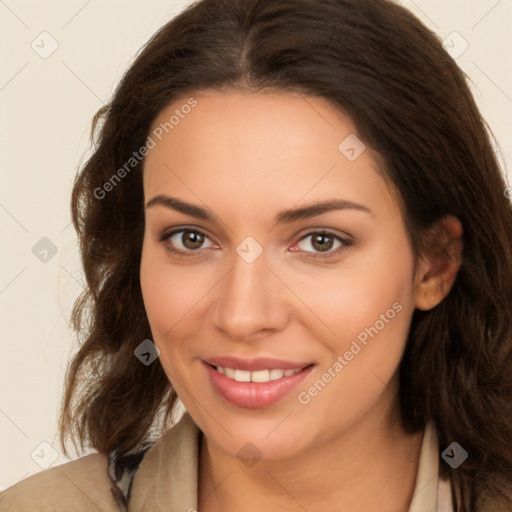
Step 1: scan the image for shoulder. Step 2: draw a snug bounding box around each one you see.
[0,452,120,512]
[128,412,201,511]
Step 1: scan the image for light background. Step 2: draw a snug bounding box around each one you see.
[1,0,511,490]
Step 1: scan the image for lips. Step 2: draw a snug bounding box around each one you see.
[203,356,313,371]
[202,357,315,408]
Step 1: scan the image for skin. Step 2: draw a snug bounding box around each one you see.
[139,89,463,512]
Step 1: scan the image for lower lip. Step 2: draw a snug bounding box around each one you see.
[203,362,314,408]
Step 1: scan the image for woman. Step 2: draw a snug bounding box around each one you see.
[2,0,511,510]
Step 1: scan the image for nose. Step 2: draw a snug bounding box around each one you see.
[212,249,289,342]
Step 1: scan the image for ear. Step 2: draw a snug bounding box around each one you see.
[414,215,463,311]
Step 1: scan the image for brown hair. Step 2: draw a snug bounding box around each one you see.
[60,0,512,508]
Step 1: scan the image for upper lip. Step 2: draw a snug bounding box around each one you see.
[203,356,314,372]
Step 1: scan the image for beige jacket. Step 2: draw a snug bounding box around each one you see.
[0,412,505,511]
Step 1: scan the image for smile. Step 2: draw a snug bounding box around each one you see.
[214,366,303,383]
[203,359,315,408]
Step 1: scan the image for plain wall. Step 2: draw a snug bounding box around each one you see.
[1,0,511,490]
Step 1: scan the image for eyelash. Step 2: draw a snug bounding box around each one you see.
[159,227,354,261]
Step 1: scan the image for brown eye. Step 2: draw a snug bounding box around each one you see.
[298,232,338,253]
[311,233,334,252]
[181,230,204,249]
[160,228,215,255]
[294,231,353,260]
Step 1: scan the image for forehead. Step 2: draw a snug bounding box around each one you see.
[142,90,397,223]
[146,89,357,166]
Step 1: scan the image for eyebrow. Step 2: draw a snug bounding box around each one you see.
[145,195,374,224]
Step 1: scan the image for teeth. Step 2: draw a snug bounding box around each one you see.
[251,370,270,382]
[215,366,302,383]
[233,369,251,382]
[270,369,284,380]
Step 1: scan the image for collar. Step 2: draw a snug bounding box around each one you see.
[127,412,452,512]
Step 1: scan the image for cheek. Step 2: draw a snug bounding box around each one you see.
[289,242,415,421]
[281,235,415,349]
[140,248,189,382]
[293,240,415,417]
[139,240,220,378]
[328,267,412,361]
[140,241,207,333]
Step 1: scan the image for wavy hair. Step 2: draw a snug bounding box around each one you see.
[59,0,512,508]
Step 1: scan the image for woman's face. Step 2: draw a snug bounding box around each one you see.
[140,90,425,461]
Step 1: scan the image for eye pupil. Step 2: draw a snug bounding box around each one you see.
[183,230,204,249]
[312,233,333,252]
